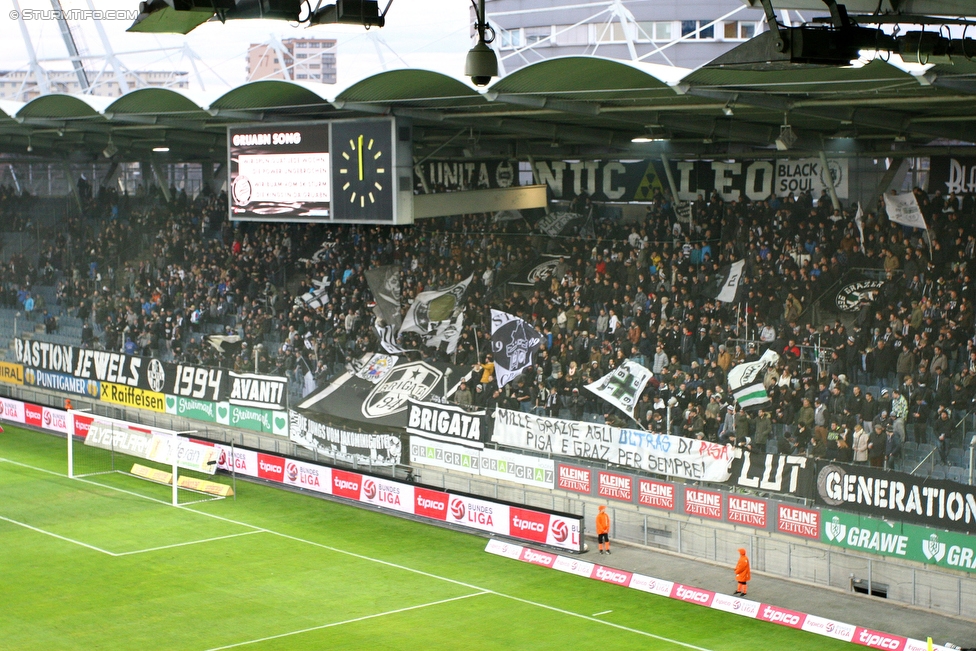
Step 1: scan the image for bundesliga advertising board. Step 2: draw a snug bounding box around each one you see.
[205,441,581,552]
[228,123,331,222]
[485,539,946,651]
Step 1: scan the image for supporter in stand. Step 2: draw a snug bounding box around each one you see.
[4,180,975,477]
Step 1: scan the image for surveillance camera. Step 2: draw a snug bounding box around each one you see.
[465,41,497,87]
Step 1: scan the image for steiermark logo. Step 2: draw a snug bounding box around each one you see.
[825,516,847,542]
[165,395,176,413]
[922,533,946,562]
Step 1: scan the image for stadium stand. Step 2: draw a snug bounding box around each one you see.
[0,179,974,481]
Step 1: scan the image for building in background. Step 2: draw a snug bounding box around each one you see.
[246,38,337,83]
[0,70,188,101]
[483,0,795,72]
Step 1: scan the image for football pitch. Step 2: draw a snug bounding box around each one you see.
[0,426,853,651]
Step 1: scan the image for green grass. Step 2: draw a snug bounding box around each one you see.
[0,425,854,651]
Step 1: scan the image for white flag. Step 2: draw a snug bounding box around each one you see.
[854,203,865,250]
[883,192,928,230]
[584,360,653,419]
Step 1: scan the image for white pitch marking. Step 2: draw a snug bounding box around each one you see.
[0,514,117,556]
[202,591,489,651]
[1,458,716,651]
[114,530,263,556]
[593,610,613,616]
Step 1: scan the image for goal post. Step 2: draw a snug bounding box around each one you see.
[67,410,232,505]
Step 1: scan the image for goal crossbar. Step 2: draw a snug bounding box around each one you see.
[67,410,223,506]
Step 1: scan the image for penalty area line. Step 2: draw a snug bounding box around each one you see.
[113,530,264,556]
[0,514,118,556]
[201,591,491,651]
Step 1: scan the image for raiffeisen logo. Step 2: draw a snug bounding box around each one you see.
[512,516,545,532]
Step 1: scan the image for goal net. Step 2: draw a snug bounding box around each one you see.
[67,411,233,506]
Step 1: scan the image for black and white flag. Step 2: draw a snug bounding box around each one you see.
[673,201,693,223]
[490,309,543,388]
[584,360,653,419]
[423,312,464,355]
[205,334,243,356]
[376,324,414,355]
[703,259,745,303]
[365,265,401,327]
[400,275,472,335]
[728,349,779,409]
[298,276,331,309]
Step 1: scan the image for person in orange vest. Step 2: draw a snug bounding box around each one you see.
[64,399,73,411]
[733,547,751,596]
[596,505,611,555]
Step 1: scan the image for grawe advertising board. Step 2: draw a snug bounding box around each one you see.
[821,509,976,574]
[207,442,580,551]
[486,540,945,651]
[492,409,733,482]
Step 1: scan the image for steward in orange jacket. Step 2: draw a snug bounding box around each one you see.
[734,548,751,596]
[596,505,611,554]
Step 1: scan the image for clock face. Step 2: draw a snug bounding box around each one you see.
[331,120,395,222]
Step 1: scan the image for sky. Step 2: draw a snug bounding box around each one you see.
[0,0,472,98]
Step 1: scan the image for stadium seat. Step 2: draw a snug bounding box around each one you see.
[947,467,970,484]
[949,448,969,466]
[902,441,917,456]
[867,385,881,398]
[917,443,935,459]
[930,468,946,480]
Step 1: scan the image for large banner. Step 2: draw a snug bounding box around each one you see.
[406,399,487,449]
[815,462,976,534]
[209,441,581,552]
[528,158,847,202]
[14,339,287,409]
[728,451,816,499]
[492,409,733,482]
[929,156,976,197]
[409,436,554,489]
[289,410,402,466]
[297,358,470,430]
[821,509,976,574]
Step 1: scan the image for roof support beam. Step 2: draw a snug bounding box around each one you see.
[484,92,602,116]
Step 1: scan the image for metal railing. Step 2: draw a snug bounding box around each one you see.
[4,380,975,620]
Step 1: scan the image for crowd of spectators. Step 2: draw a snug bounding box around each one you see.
[2,178,976,472]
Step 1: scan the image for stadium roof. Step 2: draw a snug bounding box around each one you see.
[0,53,974,162]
